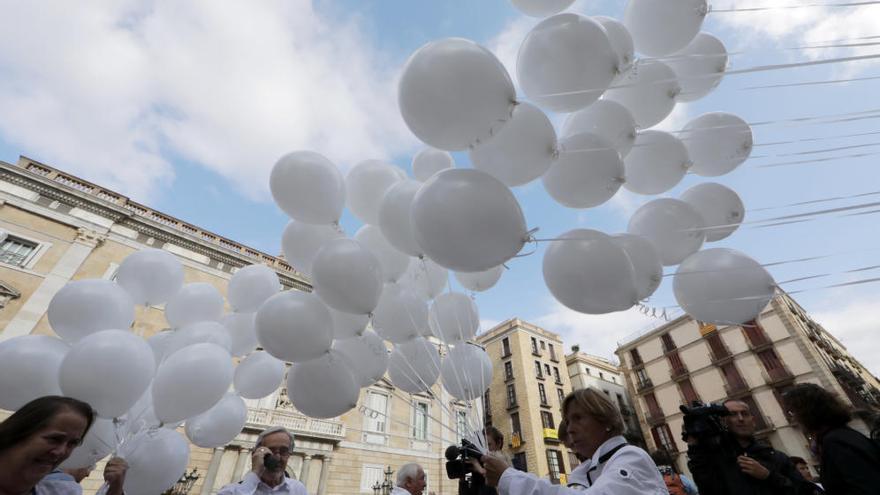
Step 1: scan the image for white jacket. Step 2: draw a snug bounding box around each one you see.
[498,436,666,495]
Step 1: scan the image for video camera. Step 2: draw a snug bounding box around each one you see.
[680,401,730,446]
[445,439,483,479]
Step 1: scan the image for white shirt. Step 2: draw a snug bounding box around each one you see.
[217,472,309,495]
[390,487,412,495]
[33,478,82,495]
[498,436,666,495]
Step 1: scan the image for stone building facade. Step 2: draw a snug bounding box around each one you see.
[565,350,641,439]
[0,156,462,494]
[476,319,574,484]
[615,293,880,476]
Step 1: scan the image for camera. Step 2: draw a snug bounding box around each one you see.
[444,439,483,479]
[680,401,730,446]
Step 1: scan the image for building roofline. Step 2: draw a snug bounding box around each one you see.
[564,351,620,371]
[477,317,563,344]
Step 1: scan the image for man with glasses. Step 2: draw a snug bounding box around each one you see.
[218,426,307,494]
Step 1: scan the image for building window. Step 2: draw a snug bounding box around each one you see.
[544,363,551,378]
[502,337,511,357]
[651,424,677,453]
[531,338,540,355]
[636,368,650,387]
[539,383,548,405]
[540,340,546,350]
[611,376,616,383]
[507,384,517,408]
[505,361,514,381]
[535,361,543,379]
[541,410,555,429]
[630,349,644,366]
[553,367,562,384]
[705,331,730,359]
[616,393,626,410]
[546,449,564,483]
[360,464,385,493]
[364,390,389,445]
[511,412,522,438]
[557,388,565,403]
[599,372,605,380]
[456,410,469,441]
[603,389,610,396]
[0,236,38,267]
[680,379,700,405]
[512,452,528,472]
[645,393,663,418]
[413,402,429,440]
[661,333,677,352]
[549,343,557,361]
[585,367,591,375]
[484,390,492,425]
[742,320,770,347]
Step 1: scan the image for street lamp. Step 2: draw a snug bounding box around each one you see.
[162,468,199,495]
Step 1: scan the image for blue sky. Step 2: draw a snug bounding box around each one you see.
[1,0,878,373]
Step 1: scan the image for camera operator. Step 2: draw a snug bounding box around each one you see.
[217,426,307,494]
[684,399,809,495]
[482,388,666,494]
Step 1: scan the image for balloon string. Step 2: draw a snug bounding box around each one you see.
[742,74,880,90]
[753,129,880,148]
[753,149,880,168]
[710,1,880,13]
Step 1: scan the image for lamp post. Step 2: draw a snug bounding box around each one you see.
[381,465,394,495]
[162,468,199,495]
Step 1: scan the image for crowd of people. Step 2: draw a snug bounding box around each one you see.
[1,384,878,495]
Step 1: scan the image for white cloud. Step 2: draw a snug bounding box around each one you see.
[533,298,661,361]
[812,290,880,376]
[0,0,414,201]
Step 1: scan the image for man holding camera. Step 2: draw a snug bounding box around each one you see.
[217,426,308,495]
[685,399,810,495]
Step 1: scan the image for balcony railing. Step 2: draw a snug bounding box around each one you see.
[670,366,689,381]
[636,378,655,393]
[646,410,666,425]
[247,408,345,440]
[723,381,750,397]
[761,368,794,387]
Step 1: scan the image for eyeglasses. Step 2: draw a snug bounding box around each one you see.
[265,447,292,457]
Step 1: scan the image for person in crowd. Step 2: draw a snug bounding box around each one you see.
[41,458,128,495]
[464,426,505,495]
[558,419,587,488]
[41,465,94,484]
[686,398,811,495]
[789,457,823,494]
[648,449,698,495]
[217,426,307,495]
[482,388,667,494]
[0,396,95,495]
[392,463,427,495]
[784,383,880,495]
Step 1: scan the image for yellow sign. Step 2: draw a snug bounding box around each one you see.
[543,428,558,440]
[511,432,521,448]
[559,474,568,486]
[698,322,717,336]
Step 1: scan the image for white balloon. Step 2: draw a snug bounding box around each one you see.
[255,291,333,363]
[543,229,638,314]
[627,198,705,266]
[312,239,384,315]
[123,388,174,437]
[287,351,359,418]
[0,335,68,410]
[594,16,635,76]
[354,225,410,283]
[429,292,480,343]
[152,342,233,424]
[682,112,753,177]
[347,160,405,225]
[328,307,369,340]
[668,32,728,102]
[400,258,448,300]
[412,148,454,182]
[604,60,680,129]
[333,330,389,387]
[60,418,115,469]
[510,0,574,17]
[372,283,430,343]
[399,38,516,151]
[119,428,189,495]
[164,283,224,328]
[680,182,745,242]
[611,234,662,300]
[234,351,285,400]
[222,312,258,357]
[455,265,504,292]
[441,344,493,401]
[470,102,556,187]
[185,393,248,448]
[543,132,624,209]
[378,180,423,258]
[116,249,184,306]
[60,329,155,418]
[281,220,345,277]
[388,337,441,394]
[269,151,345,224]
[412,169,527,272]
[562,100,637,158]
[48,279,134,343]
[228,264,280,313]
[170,320,232,354]
[623,130,689,195]
[674,248,775,325]
[147,330,175,366]
[624,0,708,56]
[517,13,618,112]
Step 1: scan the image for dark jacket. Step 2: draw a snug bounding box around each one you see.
[687,433,813,495]
[817,426,880,495]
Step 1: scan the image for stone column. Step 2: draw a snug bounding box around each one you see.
[200,447,225,495]
[299,454,312,487]
[1,228,106,340]
[317,457,332,495]
[232,448,250,482]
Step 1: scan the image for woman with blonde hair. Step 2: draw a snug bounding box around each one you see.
[482,388,666,494]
